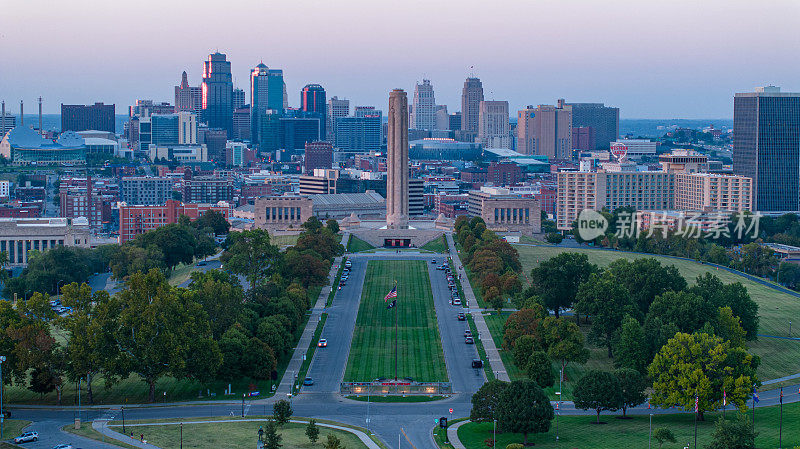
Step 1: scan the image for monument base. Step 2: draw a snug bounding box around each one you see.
[350,228,444,248]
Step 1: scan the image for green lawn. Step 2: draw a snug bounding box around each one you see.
[455,402,800,448]
[270,234,300,247]
[344,260,448,382]
[117,421,368,449]
[167,262,203,286]
[0,420,32,440]
[513,245,800,382]
[421,236,448,253]
[347,235,375,253]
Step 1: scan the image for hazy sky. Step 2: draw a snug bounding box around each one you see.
[2,0,798,117]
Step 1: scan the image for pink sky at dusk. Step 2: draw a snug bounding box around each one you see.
[1,0,798,117]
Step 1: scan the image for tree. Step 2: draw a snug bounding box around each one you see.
[714,307,746,348]
[707,414,756,449]
[134,224,199,270]
[689,274,759,339]
[648,332,758,420]
[542,317,589,375]
[302,216,324,234]
[614,368,647,418]
[326,219,340,234]
[606,258,687,314]
[524,352,554,387]
[186,270,244,339]
[323,434,346,449]
[283,249,330,288]
[263,419,282,449]
[545,232,563,244]
[502,305,546,351]
[528,252,597,318]
[495,380,553,445]
[511,335,541,368]
[576,273,638,357]
[193,210,230,235]
[572,370,622,423]
[652,427,675,448]
[220,229,281,292]
[273,399,293,426]
[305,419,320,444]
[107,269,221,401]
[646,290,714,335]
[777,260,800,289]
[613,316,648,373]
[470,379,508,422]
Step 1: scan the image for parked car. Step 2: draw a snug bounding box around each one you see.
[318,338,328,348]
[14,432,38,443]
[464,329,472,338]
[431,259,437,264]
[457,313,466,321]
[51,444,73,449]
[465,336,474,344]
[196,261,207,266]
[453,299,462,306]
[472,359,484,368]
[303,377,314,386]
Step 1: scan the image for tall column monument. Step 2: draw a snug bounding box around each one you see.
[386,89,409,229]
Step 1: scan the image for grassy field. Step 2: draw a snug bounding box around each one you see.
[512,244,800,382]
[454,402,800,449]
[0,420,32,440]
[65,422,141,449]
[347,235,375,253]
[167,262,204,286]
[270,234,300,247]
[421,236,448,253]
[115,421,368,449]
[344,260,448,382]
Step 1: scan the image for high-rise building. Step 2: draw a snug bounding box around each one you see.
[301,84,327,139]
[250,63,286,146]
[201,52,233,134]
[733,86,800,212]
[120,177,173,205]
[411,79,436,130]
[175,71,202,114]
[517,100,572,159]
[335,116,382,151]
[304,141,333,173]
[461,77,484,134]
[448,112,461,132]
[477,100,510,149]
[280,117,320,150]
[232,105,251,141]
[61,103,115,133]
[435,105,449,131]
[232,88,246,110]
[566,102,619,150]
[326,96,349,142]
[0,102,15,136]
[150,112,197,146]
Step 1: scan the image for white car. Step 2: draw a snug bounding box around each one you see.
[51,445,73,449]
[14,432,38,443]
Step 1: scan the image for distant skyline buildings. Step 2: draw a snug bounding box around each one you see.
[249,63,286,146]
[411,79,436,131]
[174,71,202,114]
[301,84,327,139]
[201,52,233,134]
[477,100,509,149]
[461,77,484,138]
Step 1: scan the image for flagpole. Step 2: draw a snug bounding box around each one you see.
[394,300,398,382]
[694,397,698,449]
[779,387,783,449]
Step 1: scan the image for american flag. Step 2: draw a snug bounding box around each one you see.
[723,390,726,406]
[384,283,397,302]
[694,396,699,413]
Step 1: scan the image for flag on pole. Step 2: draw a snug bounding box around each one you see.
[694,396,699,413]
[723,390,726,406]
[780,387,783,404]
[752,387,759,404]
[384,283,397,302]
[386,299,397,309]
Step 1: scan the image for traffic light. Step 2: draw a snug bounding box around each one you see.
[439,417,448,428]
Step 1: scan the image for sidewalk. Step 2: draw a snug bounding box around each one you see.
[275,254,343,397]
[445,233,509,382]
[446,419,470,449]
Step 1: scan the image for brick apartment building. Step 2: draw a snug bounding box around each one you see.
[118,199,231,242]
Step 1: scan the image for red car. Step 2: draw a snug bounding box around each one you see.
[318,339,328,348]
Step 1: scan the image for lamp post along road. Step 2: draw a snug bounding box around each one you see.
[0,355,5,439]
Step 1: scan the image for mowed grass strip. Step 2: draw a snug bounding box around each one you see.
[344,260,448,382]
[514,245,800,382]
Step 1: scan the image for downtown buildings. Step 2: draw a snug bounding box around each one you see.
[733,86,800,213]
[61,103,115,133]
[411,79,436,131]
[460,77,484,141]
[201,52,234,135]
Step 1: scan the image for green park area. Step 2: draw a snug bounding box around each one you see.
[446,402,799,449]
[421,235,449,253]
[105,420,368,449]
[510,245,800,383]
[347,235,375,253]
[344,260,448,382]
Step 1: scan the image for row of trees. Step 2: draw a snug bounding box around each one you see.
[455,216,523,310]
[3,210,231,300]
[0,216,342,402]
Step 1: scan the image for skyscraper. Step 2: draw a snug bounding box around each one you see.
[326,96,350,143]
[175,71,202,114]
[461,77,484,134]
[566,102,619,150]
[517,100,572,159]
[411,79,436,130]
[477,100,510,149]
[250,63,286,146]
[733,86,800,212]
[232,88,246,110]
[301,84,326,139]
[201,52,233,134]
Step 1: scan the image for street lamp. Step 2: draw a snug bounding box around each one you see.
[257,426,263,449]
[0,355,5,439]
[180,423,183,449]
[649,413,653,449]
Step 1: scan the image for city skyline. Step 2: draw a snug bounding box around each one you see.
[3,0,799,117]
